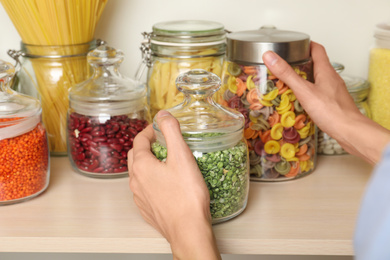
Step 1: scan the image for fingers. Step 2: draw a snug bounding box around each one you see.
[154,110,193,161]
[263,50,310,93]
[310,42,339,80]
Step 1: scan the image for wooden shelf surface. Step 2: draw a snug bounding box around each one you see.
[0,155,372,255]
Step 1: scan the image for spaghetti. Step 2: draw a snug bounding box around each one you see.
[1,0,107,154]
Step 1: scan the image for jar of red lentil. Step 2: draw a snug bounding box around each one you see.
[67,45,150,178]
[218,27,316,182]
[0,60,49,205]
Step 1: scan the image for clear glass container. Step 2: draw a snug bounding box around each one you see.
[137,20,226,118]
[318,63,371,155]
[368,23,390,130]
[218,27,316,182]
[0,60,50,205]
[67,45,150,178]
[151,69,249,224]
[8,40,99,156]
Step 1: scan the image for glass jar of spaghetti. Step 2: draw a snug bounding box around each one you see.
[8,40,100,156]
[137,20,226,118]
[151,69,249,224]
[0,60,49,205]
[67,45,150,178]
[218,27,316,182]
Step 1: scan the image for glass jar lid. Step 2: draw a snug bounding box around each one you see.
[153,69,244,152]
[331,62,370,102]
[0,60,41,139]
[227,27,310,64]
[69,45,147,116]
[151,20,226,46]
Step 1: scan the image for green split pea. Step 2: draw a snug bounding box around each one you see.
[151,141,248,220]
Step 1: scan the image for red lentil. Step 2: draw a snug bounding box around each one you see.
[0,121,49,202]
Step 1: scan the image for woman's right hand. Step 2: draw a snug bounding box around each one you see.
[263,42,390,164]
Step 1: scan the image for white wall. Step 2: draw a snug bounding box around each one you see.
[0,0,388,259]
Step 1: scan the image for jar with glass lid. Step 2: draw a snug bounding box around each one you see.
[0,60,49,205]
[218,26,316,182]
[137,20,226,118]
[151,69,249,224]
[318,63,371,155]
[67,45,150,178]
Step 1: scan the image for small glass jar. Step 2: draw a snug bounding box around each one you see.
[8,40,100,156]
[218,27,316,182]
[368,23,390,130]
[318,63,371,155]
[0,60,50,205]
[137,20,226,118]
[67,45,150,178]
[151,69,249,224]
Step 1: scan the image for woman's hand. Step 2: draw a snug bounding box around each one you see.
[128,110,221,260]
[263,42,390,164]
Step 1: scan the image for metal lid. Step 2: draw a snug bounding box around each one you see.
[227,27,310,64]
[151,20,226,45]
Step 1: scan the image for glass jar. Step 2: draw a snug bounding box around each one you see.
[151,69,249,224]
[318,63,371,155]
[368,23,390,130]
[218,27,316,182]
[67,45,150,178]
[0,60,50,205]
[8,40,100,156]
[137,20,226,118]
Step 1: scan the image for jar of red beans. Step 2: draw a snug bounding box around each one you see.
[67,45,150,178]
[218,27,317,182]
[0,60,49,205]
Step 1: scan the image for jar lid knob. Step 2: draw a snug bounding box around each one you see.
[87,45,124,66]
[0,60,15,82]
[176,69,221,95]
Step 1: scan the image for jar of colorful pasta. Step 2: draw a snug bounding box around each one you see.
[218,27,316,181]
[67,45,150,178]
[151,69,249,224]
[0,60,50,205]
[318,63,371,155]
[368,23,390,130]
[137,20,226,118]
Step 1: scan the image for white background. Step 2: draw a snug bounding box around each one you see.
[1,0,389,259]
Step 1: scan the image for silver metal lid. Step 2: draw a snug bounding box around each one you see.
[227,28,310,64]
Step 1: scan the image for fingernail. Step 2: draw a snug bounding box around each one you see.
[263,51,278,66]
[156,110,171,118]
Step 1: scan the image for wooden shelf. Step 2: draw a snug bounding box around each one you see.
[0,155,372,255]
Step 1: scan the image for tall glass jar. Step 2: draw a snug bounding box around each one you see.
[151,69,249,224]
[0,60,50,205]
[218,27,316,182]
[368,23,390,130]
[137,20,226,118]
[318,63,371,155]
[8,40,100,156]
[67,45,150,178]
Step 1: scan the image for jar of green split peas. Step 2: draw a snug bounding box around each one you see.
[218,26,317,182]
[151,69,249,224]
[368,23,390,130]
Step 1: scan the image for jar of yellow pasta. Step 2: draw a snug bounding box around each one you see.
[368,23,390,129]
[218,27,316,182]
[137,20,226,118]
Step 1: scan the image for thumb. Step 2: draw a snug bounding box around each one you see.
[155,110,193,161]
[262,50,310,94]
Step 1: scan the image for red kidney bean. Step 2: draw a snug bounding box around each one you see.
[68,112,148,175]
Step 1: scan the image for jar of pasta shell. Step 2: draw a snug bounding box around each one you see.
[218,27,316,181]
[0,60,50,204]
[137,20,226,118]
